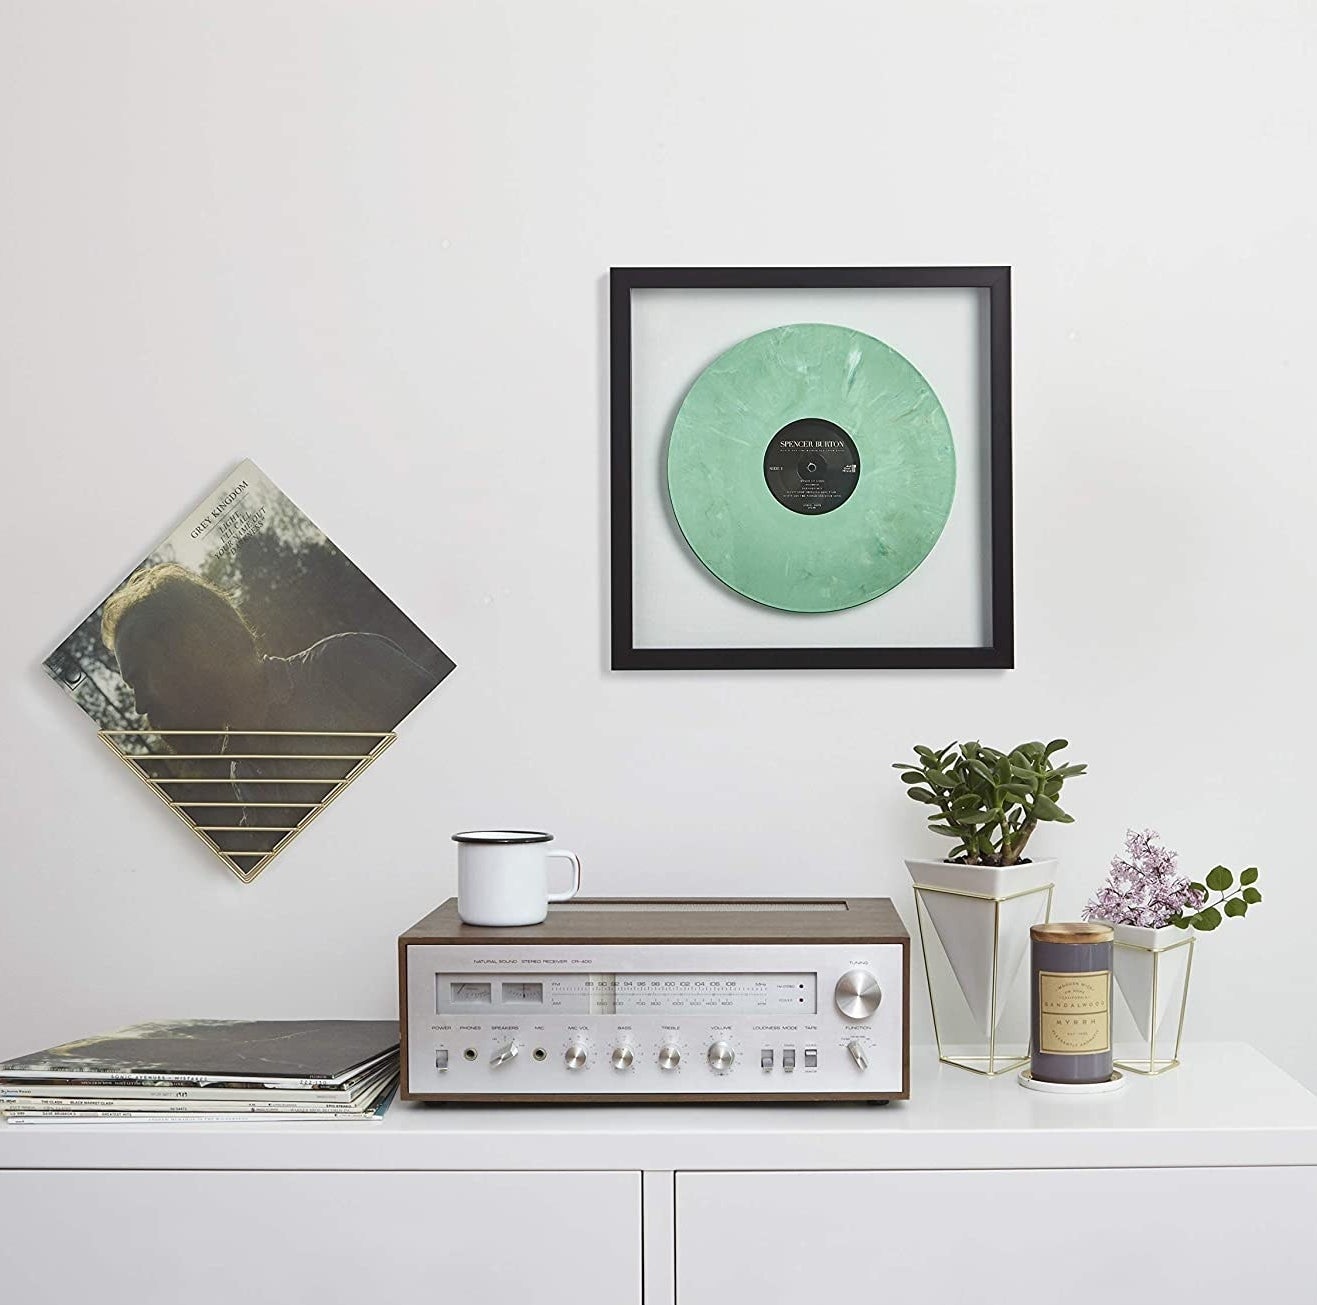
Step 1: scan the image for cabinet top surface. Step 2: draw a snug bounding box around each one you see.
[399,897,908,944]
[2,1045,1314,1172]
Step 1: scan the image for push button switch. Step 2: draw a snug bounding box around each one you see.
[761,1049,774,1071]
[803,1048,818,1068]
[782,1048,796,1073]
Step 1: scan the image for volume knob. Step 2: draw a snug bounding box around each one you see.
[834,969,882,1020]
[564,1044,588,1071]
[707,1041,735,1073]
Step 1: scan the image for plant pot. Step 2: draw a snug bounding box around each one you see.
[906,858,1056,1073]
[1094,920,1194,1075]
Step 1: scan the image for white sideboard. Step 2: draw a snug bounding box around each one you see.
[2,1043,1313,1305]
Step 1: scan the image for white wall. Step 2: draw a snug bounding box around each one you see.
[2,1,1314,1089]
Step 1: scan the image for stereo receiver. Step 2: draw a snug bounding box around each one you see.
[399,898,909,1103]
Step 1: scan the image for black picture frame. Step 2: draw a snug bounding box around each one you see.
[610,266,1013,671]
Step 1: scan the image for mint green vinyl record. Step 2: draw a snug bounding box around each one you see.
[666,323,956,613]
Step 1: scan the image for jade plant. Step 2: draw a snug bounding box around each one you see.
[894,739,1087,866]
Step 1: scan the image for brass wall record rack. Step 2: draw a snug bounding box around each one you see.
[98,729,396,883]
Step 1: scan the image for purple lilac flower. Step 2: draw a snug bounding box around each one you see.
[1082,829,1206,928]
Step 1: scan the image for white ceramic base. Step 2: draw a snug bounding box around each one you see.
[907,858,1055,1036]
[1103,921,1193,1041]
[1017,1069,1126,1095]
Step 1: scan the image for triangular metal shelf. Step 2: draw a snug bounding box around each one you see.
[98,729,396,883]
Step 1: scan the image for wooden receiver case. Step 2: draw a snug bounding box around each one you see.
[399,898,910,1104]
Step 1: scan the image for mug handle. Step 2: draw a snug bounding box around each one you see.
[546,850,582,903]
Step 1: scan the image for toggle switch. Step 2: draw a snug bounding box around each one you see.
[435,1048,449,1072]
[782,1048,796,1073]
[803,1048,818,1068]
[761,1049,774,1071]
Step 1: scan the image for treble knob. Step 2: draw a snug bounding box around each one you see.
[564,1043,588,1071]
[657,1045,681,1071]
[834,969,882,1020]
[707,1041,735,1073]
[611,1045,634,1071]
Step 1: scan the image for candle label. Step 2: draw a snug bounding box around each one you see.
[1038,970,1111,1054]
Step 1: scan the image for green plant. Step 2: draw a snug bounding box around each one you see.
[1172,864,1263,931]
[894,739,1087,866]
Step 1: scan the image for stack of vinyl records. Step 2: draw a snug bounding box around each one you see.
[0,1020,399,1124]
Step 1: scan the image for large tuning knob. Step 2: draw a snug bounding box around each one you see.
[834,969,882,1020]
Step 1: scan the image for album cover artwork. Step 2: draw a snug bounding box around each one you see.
[44,459,454,879]
[0,1019,400,1085]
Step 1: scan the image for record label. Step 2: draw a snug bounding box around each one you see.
[666,323,955,614]
[763,418,860,516]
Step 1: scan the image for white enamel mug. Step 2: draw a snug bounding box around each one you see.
[453,831,582,926]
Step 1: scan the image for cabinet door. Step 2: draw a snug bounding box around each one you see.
[0,1170,639,1305]
[677,1168,1316,1304]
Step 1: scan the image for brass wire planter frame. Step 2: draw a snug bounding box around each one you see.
[913,880,1055,1077]
[1112,933,1194,1076]
[98,729,397,884]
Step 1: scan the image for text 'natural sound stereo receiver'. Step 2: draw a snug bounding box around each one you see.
[398,898,909,1103]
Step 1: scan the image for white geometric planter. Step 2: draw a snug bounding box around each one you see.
[1100,920,1194,1075]
[907,858,1055,1077]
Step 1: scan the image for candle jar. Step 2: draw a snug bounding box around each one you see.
[1029,922,1114,1084]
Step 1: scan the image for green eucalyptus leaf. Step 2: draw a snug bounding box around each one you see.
[1205,865,1233,892]
[1240,867,1258,886]
[1192,907,1223,931]
[1243,887,1262,904]
[1172,916,1191,929]
[1224,898,1248,918]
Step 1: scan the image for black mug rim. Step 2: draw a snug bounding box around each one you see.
[452,830,553,845]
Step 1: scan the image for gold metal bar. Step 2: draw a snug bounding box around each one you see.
[190,826,302,837]
[101,729,392,737]
[127,753,374,762]
[145,778,350,785]
[171,801,324,808]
